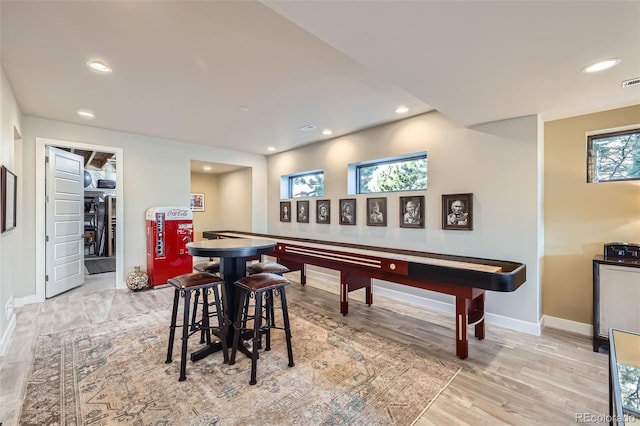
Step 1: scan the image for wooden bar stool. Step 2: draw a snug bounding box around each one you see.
[165,272,228,381]
[229,272,294,385]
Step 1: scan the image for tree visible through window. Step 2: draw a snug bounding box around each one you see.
[289,171,324,198]
[588,129,640,183]
[357,154,427,193]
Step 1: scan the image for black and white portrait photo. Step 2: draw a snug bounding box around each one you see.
[316,200,330,224]
[280,201,291,222]
[400,196,424,228]
[297,200,309,223]
[339,198,356,225]
[366,197,387,226]
[442,193,473,230]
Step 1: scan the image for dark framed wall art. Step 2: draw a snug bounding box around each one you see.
[442,193,473,230]
[400,196,425,228]
[339,198,356,225]
[316,199,330,224]
[280,201,291,222]
[297,200,309,223]
[1,165,17,233]
[366,197,387,226]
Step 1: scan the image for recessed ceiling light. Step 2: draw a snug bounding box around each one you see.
[582,58,621,73]
[267,146,276,152]
[395,106,409,114]
[77,109,95,119]
[237,105,249,112]
[87,60,112,73]
[203,165,212,171]
[322,129,333,136]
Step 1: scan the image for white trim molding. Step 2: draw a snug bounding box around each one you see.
[541,315,592,337]
[0,313,16,357]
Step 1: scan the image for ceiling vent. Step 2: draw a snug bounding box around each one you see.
[298,124,317,132]
[621,77,640,88]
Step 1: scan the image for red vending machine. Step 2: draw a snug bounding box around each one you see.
[146,206,194,288]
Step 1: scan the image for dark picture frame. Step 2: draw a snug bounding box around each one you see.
[400,196,425,228]
[366,197,387,226]
[339,198,356,225]
[1,165,17,233]
[442,193,473,230]
[280,201,291,222]
[297,200,310,223]
[316,199,330,224]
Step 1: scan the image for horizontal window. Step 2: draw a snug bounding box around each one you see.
[282,170,324,198]
[351,153,427,194]
[587,129,640,183]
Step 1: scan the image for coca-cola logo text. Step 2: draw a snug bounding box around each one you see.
[166,209,189,218]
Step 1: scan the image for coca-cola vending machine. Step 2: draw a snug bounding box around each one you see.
[146,206,193,288]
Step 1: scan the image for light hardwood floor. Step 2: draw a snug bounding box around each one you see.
[0,270,610,426]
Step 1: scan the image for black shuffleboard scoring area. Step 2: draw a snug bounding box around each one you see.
[202,230,527,359]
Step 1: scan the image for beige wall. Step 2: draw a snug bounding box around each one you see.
[267,111,543,330]
[217,168,253,232]
[543,105,640,324]
[0,68,23,354]
[190,172,219,241]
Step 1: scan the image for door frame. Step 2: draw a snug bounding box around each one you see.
[34,137,124,301]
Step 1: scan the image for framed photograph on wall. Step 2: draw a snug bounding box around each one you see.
[316,199,330,224]
[400,196,425,228]
[366,197,387,226]
[1,165,17,233]
[297,200,309,223]
[339,198,356,225]
[280,201,291,222]
[442,193,473,230]
[190,193,205,212]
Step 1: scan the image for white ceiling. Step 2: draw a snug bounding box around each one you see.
[2,1,638,163]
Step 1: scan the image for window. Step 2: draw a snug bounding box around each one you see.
[587,129,640,183]
[285,170,324,198]
[351,153,427,194]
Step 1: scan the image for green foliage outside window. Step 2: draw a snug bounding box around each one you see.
[358,156,427,193]
[588,129,640,183]
[290,171,324,198]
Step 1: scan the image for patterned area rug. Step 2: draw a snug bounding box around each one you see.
[19,303,460,425]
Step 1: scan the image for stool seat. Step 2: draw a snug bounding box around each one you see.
[193,261,221,274]
[235,272,290,292]
[168,272,222,289]
[246,261,289,275]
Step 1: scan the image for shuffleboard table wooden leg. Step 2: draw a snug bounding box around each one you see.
[455,296,469,359]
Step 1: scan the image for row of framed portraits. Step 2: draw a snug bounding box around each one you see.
[279,193,473,230]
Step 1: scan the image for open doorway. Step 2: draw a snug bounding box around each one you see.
[35,137,123,301]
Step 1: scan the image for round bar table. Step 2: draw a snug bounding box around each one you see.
[186,237,276,362]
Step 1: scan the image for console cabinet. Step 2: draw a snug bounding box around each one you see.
[593,255,640,352]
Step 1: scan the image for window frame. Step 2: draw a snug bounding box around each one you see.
[587,127,640,183]
[349,152,427,195]
[281,169,325,199]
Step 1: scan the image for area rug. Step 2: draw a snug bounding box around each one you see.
[85,257,116,275]
[19,303,460,425]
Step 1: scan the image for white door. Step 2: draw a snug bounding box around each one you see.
[45,146,85,298]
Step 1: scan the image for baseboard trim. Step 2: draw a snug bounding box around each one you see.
[15,294,43,307]
[0,313,16,357]
[542,315,592,337]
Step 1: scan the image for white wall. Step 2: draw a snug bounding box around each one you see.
[267,111,542,330]
[18,116,268,298]
[0,67,22,355]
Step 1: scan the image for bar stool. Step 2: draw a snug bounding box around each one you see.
[191,259,222,339]
[246,261,289,276]
[229,272,294,385]
[165,272,228,381]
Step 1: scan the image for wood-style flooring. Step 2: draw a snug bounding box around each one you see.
[0,269,609,426]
